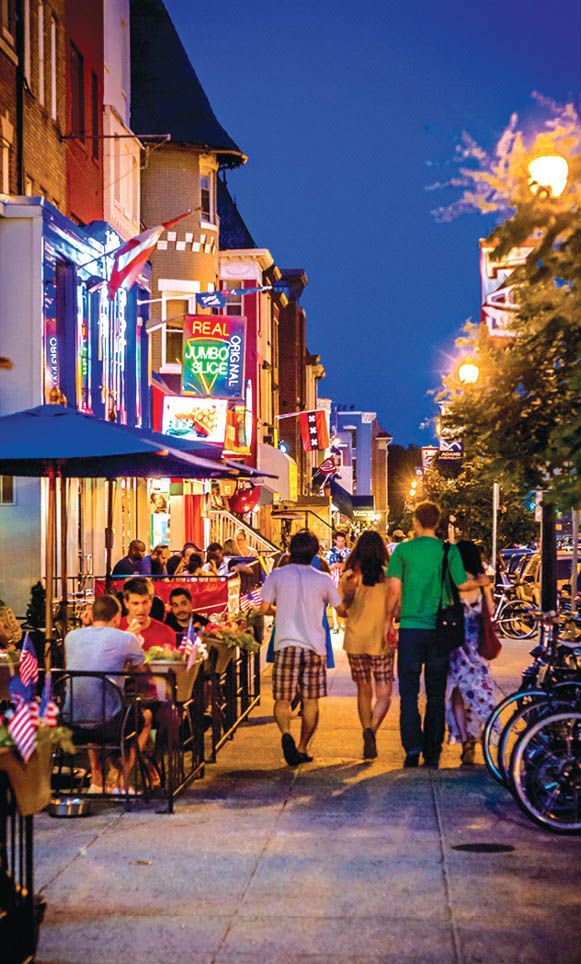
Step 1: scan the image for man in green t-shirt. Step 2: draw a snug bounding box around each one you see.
[386,501,489,768]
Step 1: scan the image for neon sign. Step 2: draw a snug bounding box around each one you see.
[182,315,246,398]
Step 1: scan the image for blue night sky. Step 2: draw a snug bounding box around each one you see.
[165,0,578,445]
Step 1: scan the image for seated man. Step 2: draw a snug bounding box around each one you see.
[202,543,231,577]
[112,539,149,576]
[64,594,146,793]
[164,587,209,644]
[119,577,177,651]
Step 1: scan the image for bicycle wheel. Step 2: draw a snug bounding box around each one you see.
[499,601,537,639]
[498,697,573,789]
[483,688,549,785]
[510,711,581,834]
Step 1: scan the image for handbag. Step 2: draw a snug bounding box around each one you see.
[477,596,502,660]
[434,542,465,656]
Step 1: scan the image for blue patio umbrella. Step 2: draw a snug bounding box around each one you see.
[0,404,242,650]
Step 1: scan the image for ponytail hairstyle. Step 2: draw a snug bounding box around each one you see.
[345,530,387,586]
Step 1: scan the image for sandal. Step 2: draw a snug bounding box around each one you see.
[461,740,476,766]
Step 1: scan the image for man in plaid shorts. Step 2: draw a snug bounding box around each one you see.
[262,530,342,766]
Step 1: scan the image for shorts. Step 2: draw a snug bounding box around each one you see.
[272,646,327,701]
[347,652,395,685]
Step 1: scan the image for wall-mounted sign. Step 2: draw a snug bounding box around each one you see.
[421,446,439,470]
[162,396,228,445]
[182,314,246,398]
[438,436,463,462]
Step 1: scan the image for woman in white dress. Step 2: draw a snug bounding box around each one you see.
[446,540,497,765]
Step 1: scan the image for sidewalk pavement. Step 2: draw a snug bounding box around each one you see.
[36,637,581,964]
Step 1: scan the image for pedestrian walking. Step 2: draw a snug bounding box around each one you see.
[445,539,498,765]
[261,530,342,766]
[339,531,394,759]
[385,502,489,768]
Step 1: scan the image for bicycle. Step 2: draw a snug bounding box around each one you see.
[492,590,536,640]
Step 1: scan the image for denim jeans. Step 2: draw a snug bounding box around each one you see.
[397,628,449,760]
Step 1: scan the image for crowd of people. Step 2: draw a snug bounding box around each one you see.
[261,501,495,770]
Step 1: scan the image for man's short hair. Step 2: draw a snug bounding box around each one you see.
[414,501,441,530]
[129,539,145,551]
[334,532,346,541]
[289,529,319,564]
[92,594,121,622]
[123,577,152,599]
[206,542,222,553]
[169,587,192,603]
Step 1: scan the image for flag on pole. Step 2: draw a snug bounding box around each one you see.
[19,634,39,690]
[178,618,196,658]
[108,210,191,299]
[240,594,252,613]
[249,587,262,607]
[8,700,38,762]
[39,674,59,728]
[299,410,330,452]
[196,291,228,310]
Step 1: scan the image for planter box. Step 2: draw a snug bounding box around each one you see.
[146,660,202,703]
[203,639,235,675]
[0,741,52,816]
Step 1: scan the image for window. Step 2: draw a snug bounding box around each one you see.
[0,476,14,504]
[23,0,30,81]
[38,2,44,105]
[200,169,215,224]
[24,175,33,194]
[1,141,8,193]
[70,42,84,139]
[1,0,16,43]
[224,280,243,316]
[163,298,189,368]
[91,71,99,158]
[50,15,57,120]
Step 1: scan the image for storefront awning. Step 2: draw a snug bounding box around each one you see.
[257,443,296,500]
[329,478,353,520]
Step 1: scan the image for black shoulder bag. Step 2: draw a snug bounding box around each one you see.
[434,542,465,656]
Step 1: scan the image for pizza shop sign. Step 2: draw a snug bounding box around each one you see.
[182,315,246,399]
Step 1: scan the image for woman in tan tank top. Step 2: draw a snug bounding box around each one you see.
[339,531,395,759]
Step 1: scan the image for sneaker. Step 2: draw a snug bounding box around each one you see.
[404,752,420,768]
[281,733,303,767]
[363,727,377,759]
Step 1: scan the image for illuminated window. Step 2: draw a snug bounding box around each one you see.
[163,298,188,368]
[200,169,215,224]
[70,42,84,139]
[0,476,14,504]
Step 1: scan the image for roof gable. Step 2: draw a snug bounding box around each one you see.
[218,178,257,250]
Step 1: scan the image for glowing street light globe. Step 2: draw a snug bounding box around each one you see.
[458,360,479,384]
[528,155,569,199]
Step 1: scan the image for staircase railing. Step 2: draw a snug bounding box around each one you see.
[209,509,279,554]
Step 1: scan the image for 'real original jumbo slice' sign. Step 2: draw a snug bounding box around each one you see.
[182,314,246,399]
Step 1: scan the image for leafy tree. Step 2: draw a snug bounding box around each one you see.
[434,99,581,511]
[387,443,421,525]
[422,457,537,553]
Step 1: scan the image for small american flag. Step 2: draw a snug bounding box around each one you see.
[240,594,252,613]
[19,634,39,689]
[179,619,197,658]
[39,675,59,728]
[8,699,38,762]
[249,587,262,606]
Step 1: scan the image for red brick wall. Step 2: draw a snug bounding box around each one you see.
[278,301,308,493]
[65,0,103,223]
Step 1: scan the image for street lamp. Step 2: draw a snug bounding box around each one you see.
[458,360,479,385]
[528,155,569,200]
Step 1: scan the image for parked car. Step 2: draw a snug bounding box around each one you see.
[516,552,581,606]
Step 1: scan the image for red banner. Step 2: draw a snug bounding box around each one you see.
[94,578,231,618]
[299,410,330,452]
